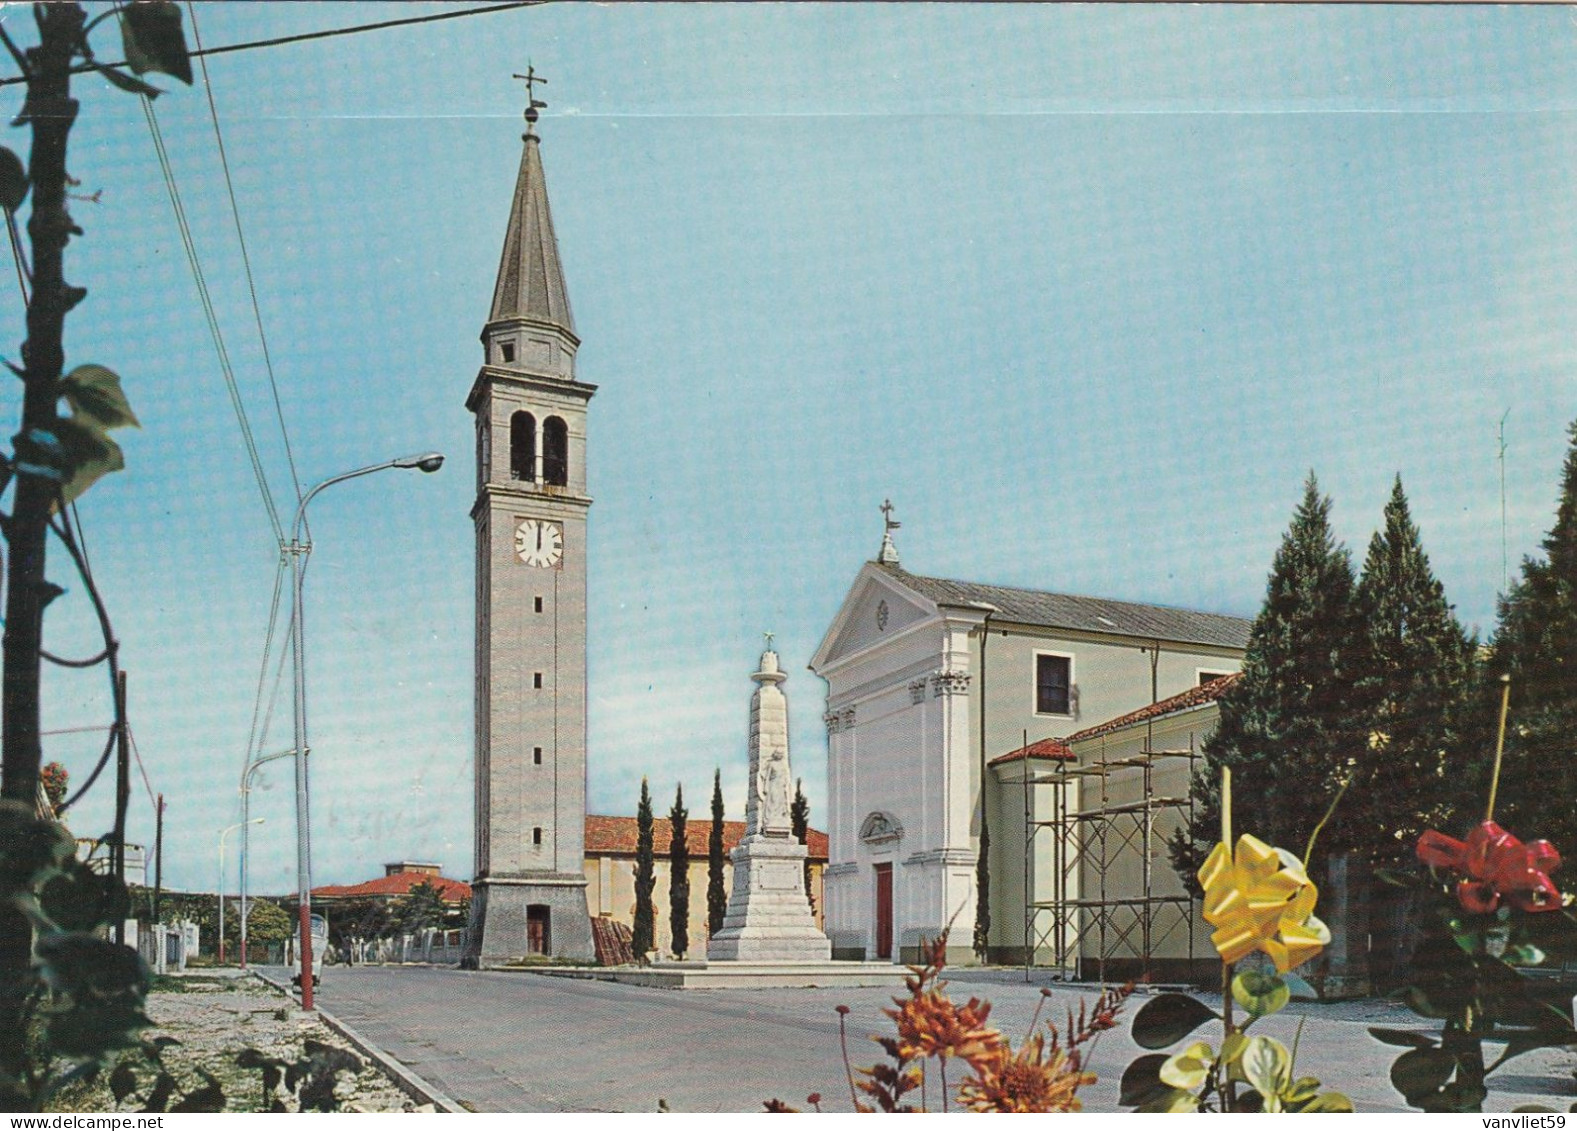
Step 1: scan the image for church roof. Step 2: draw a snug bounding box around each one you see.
[876,565,1251,650]
[988,736,1074,768]
[488,129,576,335]
[1064,671,1242,745]
[585,815,829,861]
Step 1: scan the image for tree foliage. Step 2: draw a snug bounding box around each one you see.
[245,900,293,946]
[395,881,447,934]
[707,769,726,939]
[632,778,655,959]
[1345,477,1477,867]
[1483,420,1577,855]
[1174,476,1360,883]
[669,784,690,959]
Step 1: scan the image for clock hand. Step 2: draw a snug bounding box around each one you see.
[536,526,542,551]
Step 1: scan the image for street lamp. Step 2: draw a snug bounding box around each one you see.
[239,747,298,971]
[288,452,444,1010]
[218,818,264,965]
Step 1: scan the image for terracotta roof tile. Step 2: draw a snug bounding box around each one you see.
[585,815,829,861]
[1064,672,1241,746]
[988,737,1075,768]
[313,872,471,903]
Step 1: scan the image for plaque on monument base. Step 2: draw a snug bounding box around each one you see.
[464,873,595,968]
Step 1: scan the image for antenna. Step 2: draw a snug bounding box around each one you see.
[1498,408,1510,594]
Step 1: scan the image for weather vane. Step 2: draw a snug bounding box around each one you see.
[513,64,548,131]
[763,630,775,652]
[881,498,901,534]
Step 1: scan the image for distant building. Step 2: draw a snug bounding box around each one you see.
[76,838,147,888]
[312,861,472,906]
[583,815,829,960]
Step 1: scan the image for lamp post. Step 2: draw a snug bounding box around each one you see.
[218,818,263,965]
[239,747,297,971]
[288,453,444,1010]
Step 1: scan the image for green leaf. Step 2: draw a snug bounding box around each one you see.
[1118,1053,1172,1107]
[1390,1047,1457,1106]
[53,419,125,505]
[1136,1086,1200,1113]
[0,801,75,896]
[119,2,194,84]
[0,146,26,212]
[1368,1027,1439,1050]
[1485,1028,1577,1074]
[1131,992,1219,1049]
[95,65,162,99]
[61,365,140,431]
[1239,1036,1292,1103]
[1233,970,1291,1017]
[1299,1091,1355,1112]
[1159,1041,1214,1090]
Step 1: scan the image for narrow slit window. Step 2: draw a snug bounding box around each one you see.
[534,596,544,613]
[533,672,543,689]
[500,341,516,364]
[533,747,543,765]
[532,827,543,846]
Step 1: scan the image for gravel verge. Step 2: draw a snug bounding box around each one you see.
[52,970,430,1113]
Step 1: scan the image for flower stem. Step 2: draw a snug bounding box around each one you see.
[1486,674,1512,822]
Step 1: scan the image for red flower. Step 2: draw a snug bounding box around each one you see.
[1417,821,1562,914]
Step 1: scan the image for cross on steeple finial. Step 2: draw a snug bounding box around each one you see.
[513,64,548,136]
[763,630,775,652]
[877,499,901,565]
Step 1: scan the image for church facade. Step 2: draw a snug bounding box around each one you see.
[810,533,1250,965]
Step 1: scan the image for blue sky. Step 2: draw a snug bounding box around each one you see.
[3,3,1573,895]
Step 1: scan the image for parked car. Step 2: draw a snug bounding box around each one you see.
[292,913,328,988]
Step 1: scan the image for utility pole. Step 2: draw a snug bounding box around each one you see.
[153,793,164,924]
[113,671,128,945]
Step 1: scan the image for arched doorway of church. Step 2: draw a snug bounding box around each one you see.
[526,905,551,955]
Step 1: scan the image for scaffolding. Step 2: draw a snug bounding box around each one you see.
[1021,737,1199,983]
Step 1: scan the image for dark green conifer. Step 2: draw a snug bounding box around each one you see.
[669,784,690,959]
[707,769,727,938]
[1173,474,1360,883]
[632,778,656,959]
[1483,421,1577,853]
[1347,476,1477,866]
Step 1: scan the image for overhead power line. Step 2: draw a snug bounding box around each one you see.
[0,2,546,88]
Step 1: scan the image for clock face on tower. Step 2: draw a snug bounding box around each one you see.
[515,518,563,568]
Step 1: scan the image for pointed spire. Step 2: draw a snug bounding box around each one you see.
[487,72,576,340]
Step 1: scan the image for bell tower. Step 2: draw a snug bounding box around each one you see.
[464,72,595,964]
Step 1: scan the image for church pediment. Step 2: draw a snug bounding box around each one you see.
[811,566,937,672]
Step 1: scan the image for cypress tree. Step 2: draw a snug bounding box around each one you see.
[707,769,727,938]
[1347,476,1477,867]
[1173,474,1360,883]
[791,779,812,910]
[632,778,656,959]
[1483,420,1577,853]
[669,784,690,959]
[974,813,991,961]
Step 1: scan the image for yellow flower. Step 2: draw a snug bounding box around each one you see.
[1198,834,1330,972]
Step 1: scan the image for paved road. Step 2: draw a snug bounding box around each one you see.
[276,965,1577,1113]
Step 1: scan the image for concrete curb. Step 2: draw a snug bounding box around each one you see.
[252,970,467,1113]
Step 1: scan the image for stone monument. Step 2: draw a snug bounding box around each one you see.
[707,643,832,962]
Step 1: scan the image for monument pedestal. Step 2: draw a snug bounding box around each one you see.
[708,833,831,962]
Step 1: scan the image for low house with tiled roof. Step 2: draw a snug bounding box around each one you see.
[583,816,828,959]
[811,525,1249,966]
[312,862,473,906]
